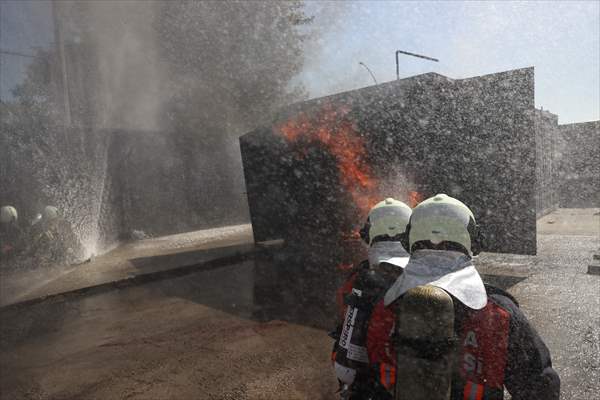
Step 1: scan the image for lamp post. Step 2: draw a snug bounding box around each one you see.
[359,61,378,85]
[395,50,439,80]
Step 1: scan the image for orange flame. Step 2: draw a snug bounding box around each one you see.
[408,191,424,208]
[277,105,380,217]
[336,263,354,272]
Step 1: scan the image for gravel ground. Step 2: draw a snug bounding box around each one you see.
[477,208,599,400]
[478,234,599,399]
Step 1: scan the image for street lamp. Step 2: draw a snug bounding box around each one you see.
[359,61,378,85]
[395,50,439,80]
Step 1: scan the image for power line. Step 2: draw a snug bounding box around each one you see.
[0,49,38,59]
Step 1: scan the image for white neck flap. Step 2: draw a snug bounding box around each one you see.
[368,241,410,269]
[384,250,487,310]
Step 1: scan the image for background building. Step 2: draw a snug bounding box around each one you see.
[534,109,560,217]
[557,121,600,208]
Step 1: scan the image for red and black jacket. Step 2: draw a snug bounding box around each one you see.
[335,260,370,322]
[331,261,392,398]
[366,287,560,400]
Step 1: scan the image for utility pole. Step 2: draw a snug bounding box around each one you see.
[51,0,72,126]
[395,50,439,80]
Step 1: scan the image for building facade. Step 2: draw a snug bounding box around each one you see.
[557,121,600,208]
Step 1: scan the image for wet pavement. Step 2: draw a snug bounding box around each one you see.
[0,224,254,307]
[0,209,598,399]
[0,259,338,400]
[477,208,600,400]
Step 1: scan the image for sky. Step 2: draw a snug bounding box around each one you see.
[0,1,54,101]
[1,1,598,124]
[298,1,600,124]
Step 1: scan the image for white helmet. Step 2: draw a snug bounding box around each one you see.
[43,206,59,221]
[407,194,481,256]
[0,206,18,224]
[360,198,412,245]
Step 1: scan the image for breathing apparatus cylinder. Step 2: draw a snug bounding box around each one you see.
[393,285,456,400]
[335,271,385,386]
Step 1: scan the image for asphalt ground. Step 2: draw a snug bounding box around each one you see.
[0,209,598,399]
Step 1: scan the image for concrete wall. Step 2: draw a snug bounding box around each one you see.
[557,121,600,208]
[97,129,250,250]
[534,109,559,218]
[241,68,537,255]
[532,115,598,214]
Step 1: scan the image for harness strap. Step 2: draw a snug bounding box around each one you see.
[463,381,484,400]
[379,363,396,390]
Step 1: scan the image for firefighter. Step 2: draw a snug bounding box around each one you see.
[43,205,59,221]
[332,198,412,399]
[0,206,18,225]
[0,205,22,260]
[366,194,560,399]
[30,206,82,265]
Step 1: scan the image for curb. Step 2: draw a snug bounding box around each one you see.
[588,263,600,276]
[0,245,266,313]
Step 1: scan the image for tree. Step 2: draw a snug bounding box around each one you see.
[0,49,60,214]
